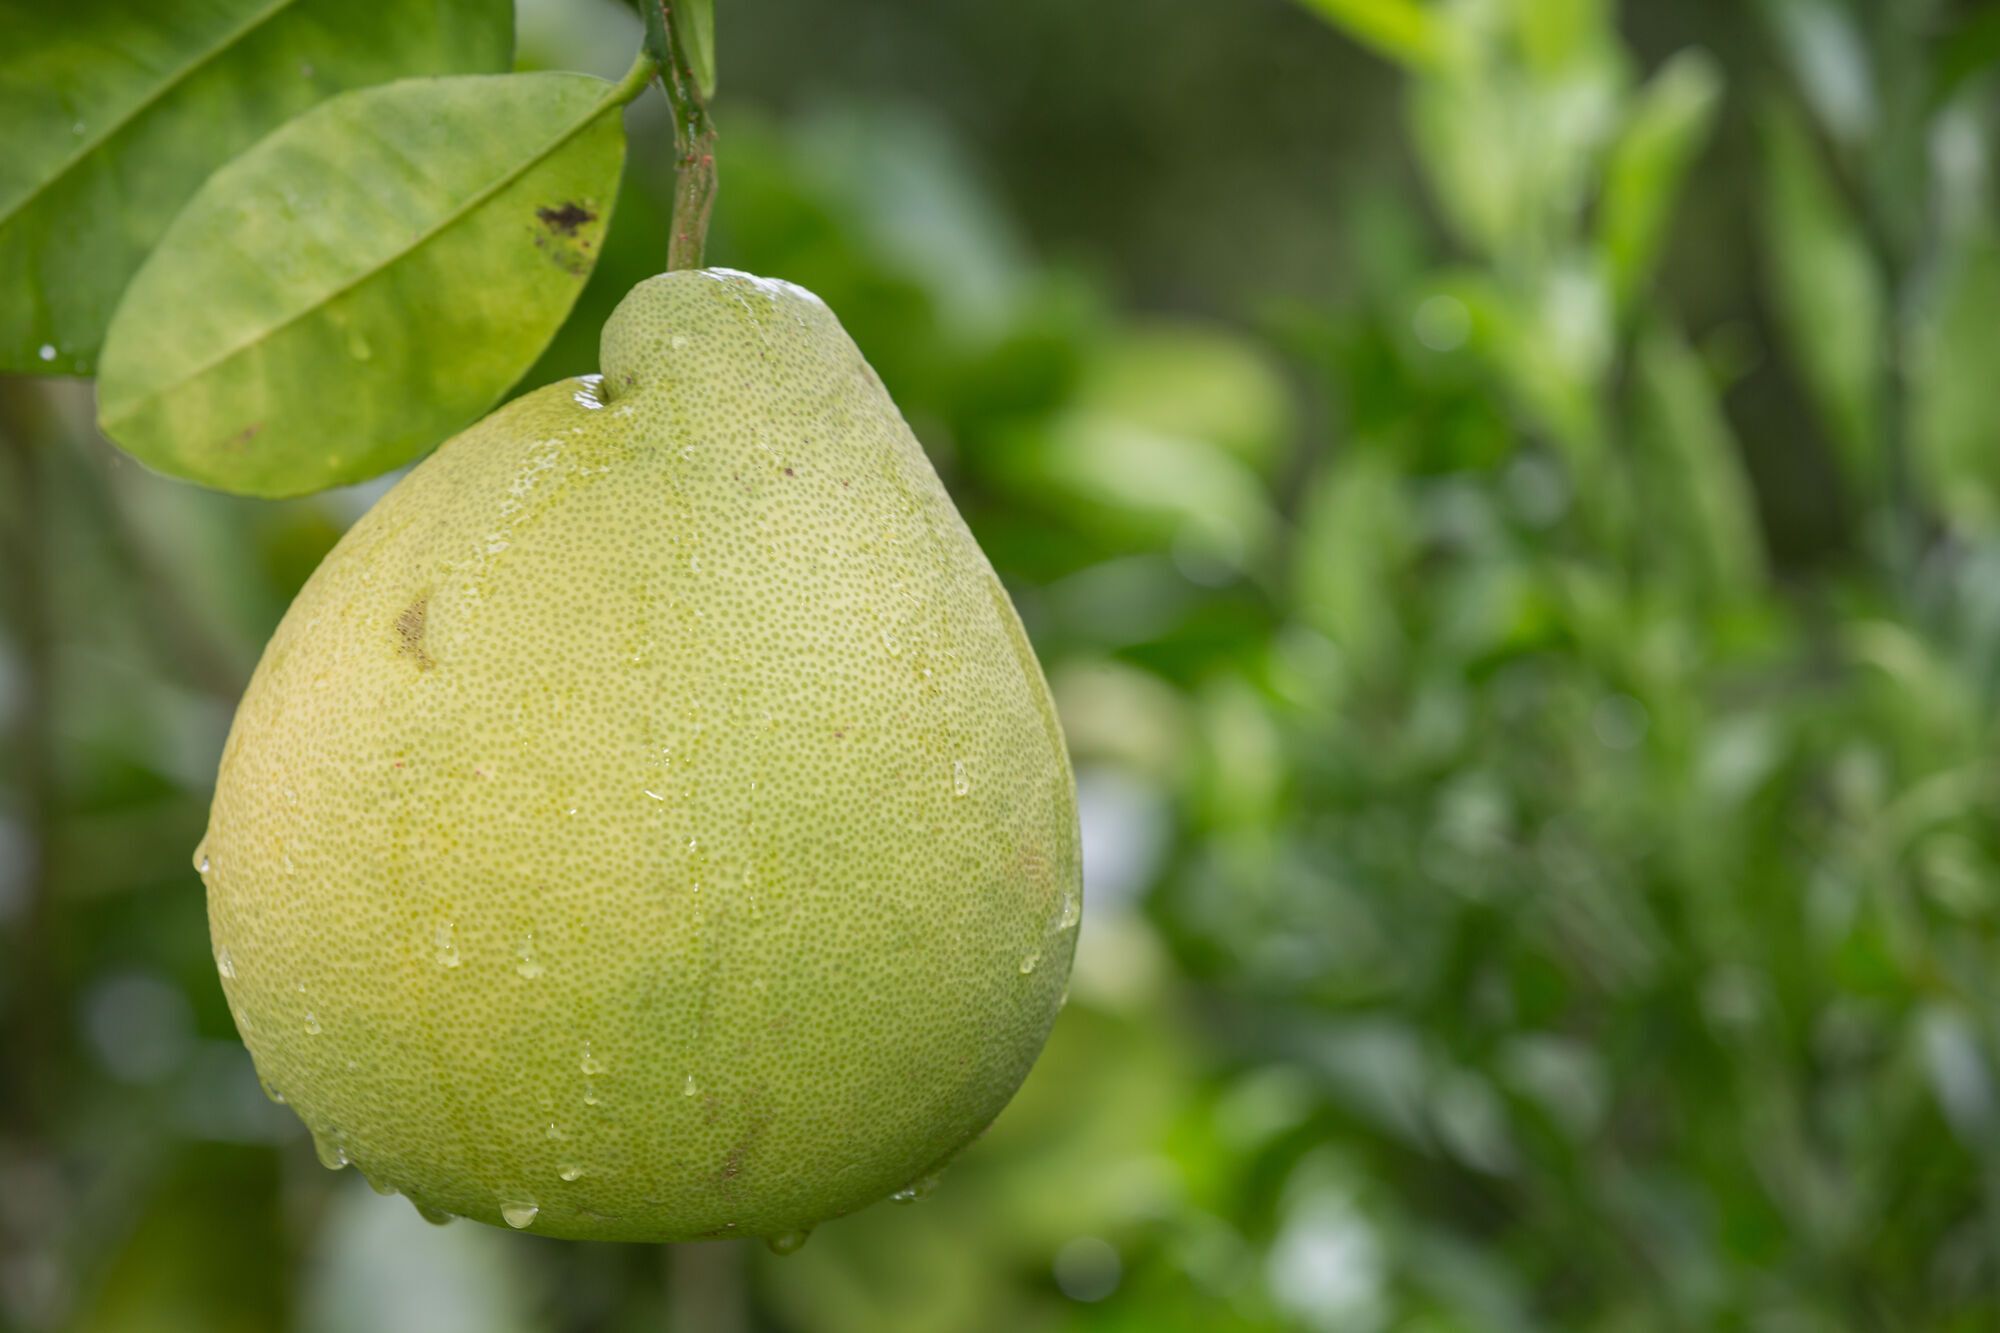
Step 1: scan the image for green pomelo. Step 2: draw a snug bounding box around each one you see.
[200,269,1080,1243]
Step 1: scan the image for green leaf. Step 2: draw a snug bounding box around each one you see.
[0,0,512,376]
[1757,96,1883,487]
[1293,0,1456,73]
[1597,48,1721,309]
[1909,223,2000,529]
[1632,328,1766,602]
[96,72,626,498]
[641,0,713,99]
[680,0,716,99]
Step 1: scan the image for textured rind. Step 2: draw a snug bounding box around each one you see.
[201,269,1080,1241]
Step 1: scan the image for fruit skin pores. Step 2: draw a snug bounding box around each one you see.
[198,270,1081,1242]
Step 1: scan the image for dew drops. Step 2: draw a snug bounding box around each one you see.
[1019,951,1042,975]
[312,1132,348,1170]
[682,1073,699,1098]
[366,1174,397,1197]
[215,948,236,979]
[259,1077,285,1104]
[433,921,461,968]
[1057,891,1081,930]
[558,1164,585,1182]
[881,626,901,655]
[546,1122,566,1140]
[890,1170,942,1204]
[515,934,544,978]
[304,1011,321,1035]
[500,1200,539,1229]
[197,854,212,875]
[767,1229,812,1255]
[415,1202,455,1226]
[583,1081,601,1106]
[952,760,970,798]
[580,1043,606,1075]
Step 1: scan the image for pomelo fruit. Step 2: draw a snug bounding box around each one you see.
[198,269,1080,1243]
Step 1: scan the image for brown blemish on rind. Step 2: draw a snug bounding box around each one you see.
[394,594,434,670]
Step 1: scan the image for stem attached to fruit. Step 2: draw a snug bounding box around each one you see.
[644,0,719,271]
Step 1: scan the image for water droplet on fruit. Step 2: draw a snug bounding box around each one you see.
[952,760,969,797]
[882,627,901,655]
[682,1073,699,1097]
[1057,891,1080,930]
[546,1122,565,1140]
[580,1043,605,1075]
[516,934,543,978]
[767,1229,811,1255]
[434,921,461,968]
[890,1170,941,1204]
[501,1200,539,1229]
[1019,951,1041,975]
[304,1011,321,1034]
[415,1202,455,1226]
[197,853,212,875]
[259,1077,285,1104]
[558,1164,584,1182]
[366,1174,396,1197]
[583,1081,601,1106]
[312,1132,347,1170]
[216,948,236,979]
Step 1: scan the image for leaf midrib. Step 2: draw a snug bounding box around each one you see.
[1,0,302,224]
[101,74,618,429]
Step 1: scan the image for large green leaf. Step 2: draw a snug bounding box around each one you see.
[0,0,512,376]
[97,72,627,497]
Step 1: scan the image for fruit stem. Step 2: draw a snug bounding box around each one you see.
[644,1,719,271]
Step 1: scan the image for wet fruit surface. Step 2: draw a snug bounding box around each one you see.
[200,270,1080,1241]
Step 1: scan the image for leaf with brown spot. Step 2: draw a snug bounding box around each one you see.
[97,71,625,496]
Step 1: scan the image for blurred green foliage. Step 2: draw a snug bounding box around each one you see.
[6,0,2000,1329]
